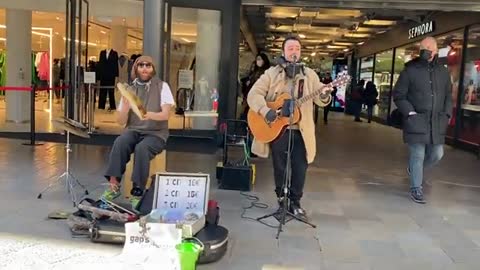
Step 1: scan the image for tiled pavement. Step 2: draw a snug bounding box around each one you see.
[0,112,479,269]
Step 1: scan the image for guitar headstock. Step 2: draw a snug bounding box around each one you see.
[331,74,352,88]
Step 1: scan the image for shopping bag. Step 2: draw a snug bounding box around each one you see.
[119,220,182,269]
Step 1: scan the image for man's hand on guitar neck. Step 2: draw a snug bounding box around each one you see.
[319,85,334,99]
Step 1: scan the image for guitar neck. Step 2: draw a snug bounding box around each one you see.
[295,84,330,107]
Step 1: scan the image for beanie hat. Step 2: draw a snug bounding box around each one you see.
[130,55,156,80]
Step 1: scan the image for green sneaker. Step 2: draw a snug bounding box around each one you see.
[130,196,141,209]
[101,186,121,201]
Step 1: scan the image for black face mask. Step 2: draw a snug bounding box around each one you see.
[419,49,432,61]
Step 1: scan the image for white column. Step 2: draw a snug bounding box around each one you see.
[5,9,32,123]
[193,9,221,130]
[110,25,128,54]
[143,0,165,73]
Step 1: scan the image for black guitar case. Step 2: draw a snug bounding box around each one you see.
[195,225,229,264]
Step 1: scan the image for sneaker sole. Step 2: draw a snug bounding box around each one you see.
[410,194,426,204]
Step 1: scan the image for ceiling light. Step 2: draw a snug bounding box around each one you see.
[357,42,365,45]
[343,48,349,52]
[333,42,354,46]
[181,38,192,43]
[299,34,306,38]
[311,52,316,56]
[63,37,97,47]
[327,45,348,49]
[363,20,396,26]
[344,33,370,38]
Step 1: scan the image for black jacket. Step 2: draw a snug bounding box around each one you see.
[97,49,119,83]
[393,57,453,145]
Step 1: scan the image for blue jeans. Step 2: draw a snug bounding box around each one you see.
[407,143,444,190]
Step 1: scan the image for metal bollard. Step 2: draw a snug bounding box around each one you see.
[87,84,96,134]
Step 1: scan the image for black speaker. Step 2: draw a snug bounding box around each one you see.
[219,165,252,191]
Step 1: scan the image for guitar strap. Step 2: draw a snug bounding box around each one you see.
[298,79,304,99]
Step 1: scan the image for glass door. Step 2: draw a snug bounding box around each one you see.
[165,5,222,135]
[64,0,89,123]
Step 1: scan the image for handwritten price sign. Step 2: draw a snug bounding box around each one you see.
[153,173,210,216]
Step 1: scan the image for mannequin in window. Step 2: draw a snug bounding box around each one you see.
[98,48,119,110]
[197,77,209,110]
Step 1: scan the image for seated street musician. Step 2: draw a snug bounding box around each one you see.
[101,55,175,208]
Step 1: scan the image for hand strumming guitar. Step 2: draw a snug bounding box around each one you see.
[281,99,294,117]
[265,110,277,123]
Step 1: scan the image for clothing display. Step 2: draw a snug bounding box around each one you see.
[0,51,50,88]
[0,52,6,88]
[37,52,50,81]
[97,48,119,110]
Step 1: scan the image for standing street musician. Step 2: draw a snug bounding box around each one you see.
[101,55,175,208]
[247,36,332,220]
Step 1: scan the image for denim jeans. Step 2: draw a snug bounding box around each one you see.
[407,143,444,190]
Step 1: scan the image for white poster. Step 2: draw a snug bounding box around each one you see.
[178,70,194,89]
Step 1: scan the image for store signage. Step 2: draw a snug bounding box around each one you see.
[408,21,435,40]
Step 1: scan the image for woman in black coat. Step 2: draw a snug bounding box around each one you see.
[364,81,378,123]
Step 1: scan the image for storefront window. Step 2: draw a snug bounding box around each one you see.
[436,30,464,139]
[167,7,221,131]
[458,25,480,144]
[373,50,393,119]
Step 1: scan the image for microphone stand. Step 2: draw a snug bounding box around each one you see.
[256,55,316,239]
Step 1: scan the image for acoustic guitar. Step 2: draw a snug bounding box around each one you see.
[247,74,351,143]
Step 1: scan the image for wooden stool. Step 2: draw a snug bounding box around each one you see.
[123,151,166,198]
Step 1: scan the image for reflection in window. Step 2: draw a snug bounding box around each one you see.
[392,44,420,113]
[373,50,393,119]
[436,30,464,139]
[459,25,480,144]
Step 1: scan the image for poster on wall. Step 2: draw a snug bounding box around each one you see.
[332,64,348,109]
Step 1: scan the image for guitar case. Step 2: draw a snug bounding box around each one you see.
[195,225,229,264]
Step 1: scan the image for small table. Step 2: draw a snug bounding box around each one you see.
[181,110,219,138]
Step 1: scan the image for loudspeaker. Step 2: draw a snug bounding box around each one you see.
[219,165,252,191]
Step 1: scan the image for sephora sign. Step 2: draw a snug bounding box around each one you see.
[408,21,435,40]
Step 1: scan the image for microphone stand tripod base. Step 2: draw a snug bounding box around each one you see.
[36,130,89,207]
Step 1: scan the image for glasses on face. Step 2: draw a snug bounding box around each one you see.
[138,62,152,68]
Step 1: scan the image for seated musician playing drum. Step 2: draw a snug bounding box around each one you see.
[101,55,174,208]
